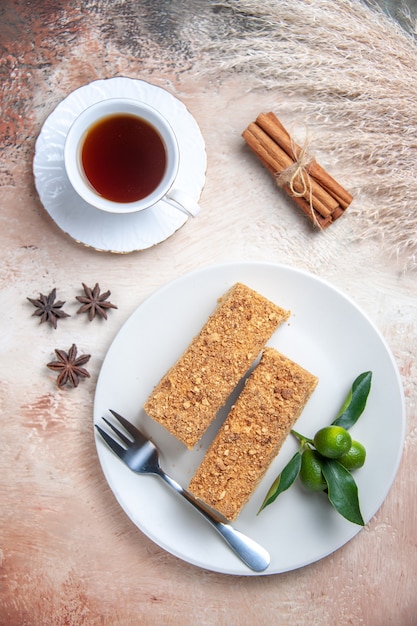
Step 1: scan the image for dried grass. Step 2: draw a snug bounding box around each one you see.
[194,0,417,270]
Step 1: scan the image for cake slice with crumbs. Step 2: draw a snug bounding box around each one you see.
[143,283,290,449]
[188,347,318,521]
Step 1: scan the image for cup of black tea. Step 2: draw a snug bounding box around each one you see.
[64,98,200,216]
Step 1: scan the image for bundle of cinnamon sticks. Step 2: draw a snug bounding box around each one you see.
[242,113,352,228]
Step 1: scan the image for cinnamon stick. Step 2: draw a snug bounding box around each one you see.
[259,113,353,209]
[242,113,353,227]
[243,128,332,228]
[245,123,338,218]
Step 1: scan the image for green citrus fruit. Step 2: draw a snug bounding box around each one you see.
[299,448,327,491]
[338,440,366,470]
[313,425,352,459]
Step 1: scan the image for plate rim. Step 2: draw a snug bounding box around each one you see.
[93,261,406,575]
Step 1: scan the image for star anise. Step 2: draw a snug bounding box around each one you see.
[76,283,118,321]
[27,288,70,329]
[47,344,91,388]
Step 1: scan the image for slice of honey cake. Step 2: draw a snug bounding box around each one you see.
[143,283,290,449]
[188,348,318,520]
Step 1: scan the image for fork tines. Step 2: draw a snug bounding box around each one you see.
[95,409,135,450]
[95,422,127,457]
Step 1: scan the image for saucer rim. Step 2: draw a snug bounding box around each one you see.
[33,77,207,253]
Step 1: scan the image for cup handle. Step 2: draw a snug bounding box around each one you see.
[164,188,201,217]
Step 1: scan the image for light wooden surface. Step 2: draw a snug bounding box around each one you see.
[1,2,416,625]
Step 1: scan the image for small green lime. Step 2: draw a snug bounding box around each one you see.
[338,440,366,470]
[299,448,327,491]
[313,425,352,459]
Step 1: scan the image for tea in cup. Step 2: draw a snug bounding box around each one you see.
[64,98,200,216]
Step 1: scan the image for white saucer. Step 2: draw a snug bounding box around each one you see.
[33,77,207,253]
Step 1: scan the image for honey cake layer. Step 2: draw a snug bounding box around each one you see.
[143,283,290,449]
[188,347,318,520]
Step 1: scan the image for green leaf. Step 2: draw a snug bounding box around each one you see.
[321,459,364,525]
[257,450,302,514]
[332,371,372,430]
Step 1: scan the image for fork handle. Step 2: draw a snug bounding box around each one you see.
[157,470,270,572]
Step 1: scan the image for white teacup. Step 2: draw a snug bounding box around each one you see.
[64,98,201,217]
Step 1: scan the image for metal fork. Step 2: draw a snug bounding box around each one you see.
[95,410,270,572]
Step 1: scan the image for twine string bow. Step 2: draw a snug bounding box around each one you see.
[274,129,321,228]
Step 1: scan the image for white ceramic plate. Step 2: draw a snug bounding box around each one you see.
[33,77,206,252]
[94,262,405,575]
